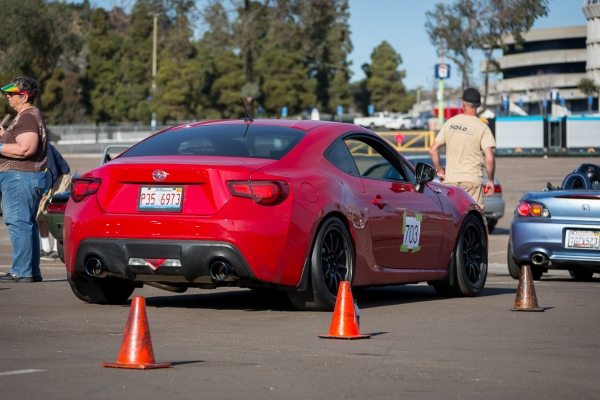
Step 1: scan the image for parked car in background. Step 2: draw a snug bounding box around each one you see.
[353,112,395,130]
[384,114,413,130]
[43,144,130,262]
[507,163,600,281]
[63,119,489,310]
[404,155,505,233]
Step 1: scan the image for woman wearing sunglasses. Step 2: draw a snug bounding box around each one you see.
[0,77,49,283]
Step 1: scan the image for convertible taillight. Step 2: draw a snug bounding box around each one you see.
[516,201,550,217]
[228,180,289,205]
[71,177,102,202]
[46,201,67,213]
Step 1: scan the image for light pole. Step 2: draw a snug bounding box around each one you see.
[151,13,157,129]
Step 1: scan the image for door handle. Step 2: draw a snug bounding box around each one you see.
[371,194,387,209]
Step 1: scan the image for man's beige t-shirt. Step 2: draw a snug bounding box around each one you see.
[434,114,496,184]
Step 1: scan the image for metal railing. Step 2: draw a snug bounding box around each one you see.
[349,130,435,156]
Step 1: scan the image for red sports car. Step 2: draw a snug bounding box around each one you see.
[64,119,488,310]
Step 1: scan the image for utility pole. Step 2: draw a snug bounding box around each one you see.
[151,13,158,129]
[437,0,446,128]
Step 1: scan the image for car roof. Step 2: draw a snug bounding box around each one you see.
[169,119,337,133]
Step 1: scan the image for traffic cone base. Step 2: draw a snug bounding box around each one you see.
[511,265,544,312]
[319,281,370,340]
[103,296,171,369]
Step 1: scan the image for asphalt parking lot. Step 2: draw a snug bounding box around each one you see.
[0,154,599,400]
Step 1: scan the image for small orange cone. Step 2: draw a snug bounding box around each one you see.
[511,265,544,312]
[319,281,370,340]
[103,296,171,369]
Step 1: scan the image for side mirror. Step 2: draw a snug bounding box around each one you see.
[415,162,435,193]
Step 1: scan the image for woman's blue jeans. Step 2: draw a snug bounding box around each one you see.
[0,170,48,278]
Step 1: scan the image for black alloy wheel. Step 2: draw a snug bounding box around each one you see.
[287,217,353,311]
[455,214,488,296]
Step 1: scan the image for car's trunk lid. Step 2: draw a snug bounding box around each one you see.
[93,156,276,215]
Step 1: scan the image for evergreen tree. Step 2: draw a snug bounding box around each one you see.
[297,0,352,114]
[366,41,408,113]
[256,0,316,115]
[85,7,126,122]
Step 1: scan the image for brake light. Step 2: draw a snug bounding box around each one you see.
[228,180,289,205]
[493,183,502,193]
[516,201,550,217]
[71,177,101,202]
[46,201,67,213]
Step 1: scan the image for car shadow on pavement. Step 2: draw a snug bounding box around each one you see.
[353,285,514,309]
[142,284,515,311]
[144,289,298,311]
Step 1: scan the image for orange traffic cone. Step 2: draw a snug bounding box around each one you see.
[319,281,370,340]
[511,265,544,312]
[103,296,171,369]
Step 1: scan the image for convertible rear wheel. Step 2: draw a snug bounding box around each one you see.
[454,214,487,296]
[287,217,353,311]
[507,238,522,280]
[569,268,594,281]
[68,276,136,304]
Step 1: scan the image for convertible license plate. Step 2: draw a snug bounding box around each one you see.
[565,230,600,250]
[139,186,183,211]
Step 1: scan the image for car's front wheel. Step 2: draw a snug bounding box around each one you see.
[68,276,136,304]
[287,217,353,311]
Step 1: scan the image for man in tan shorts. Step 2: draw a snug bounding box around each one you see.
[429,88,496,209]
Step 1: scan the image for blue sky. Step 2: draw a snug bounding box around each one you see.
[349,0,587,89]
[90,0,587,89]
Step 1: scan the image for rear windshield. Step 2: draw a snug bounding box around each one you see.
[120,124,306,160]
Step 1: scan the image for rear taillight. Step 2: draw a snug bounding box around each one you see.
[71,177,101,202]
[46,201,67,213]
[228,180,289,205]
[516,201,550,218]
[493,183,502,193]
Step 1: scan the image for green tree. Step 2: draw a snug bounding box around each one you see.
[84,8,126,123]
[116,0,165,123]
[256,0,316,115]
[195,1,245,118]
[298,0,352,114]
[425,0,479,89]
[154,0,199,123]
[366,41,409,112]
[477,0,550,108]
[0,0,85,119]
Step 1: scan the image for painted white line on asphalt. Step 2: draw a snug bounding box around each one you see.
[489,250,506,256]
[0,369,46,377]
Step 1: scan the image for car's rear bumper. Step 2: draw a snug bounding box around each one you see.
[484,196,505,220]
[72,238,258,286]
[510,220,600,269]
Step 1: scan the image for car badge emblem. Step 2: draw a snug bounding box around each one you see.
[582,204,591,212]
[152,170,168,181]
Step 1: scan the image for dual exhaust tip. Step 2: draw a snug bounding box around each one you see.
[84,257,236,282]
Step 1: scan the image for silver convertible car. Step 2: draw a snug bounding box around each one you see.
[508,163,600,280]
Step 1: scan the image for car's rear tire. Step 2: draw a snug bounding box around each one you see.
[57,241,64,263]
[68,276,136,304]
[569,268,594,281]
[454,214,488,296]
[287,217,353,311]
[486,218,497,234]
[507,238,522,280]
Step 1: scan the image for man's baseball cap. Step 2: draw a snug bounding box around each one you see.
[461,88,481,106]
